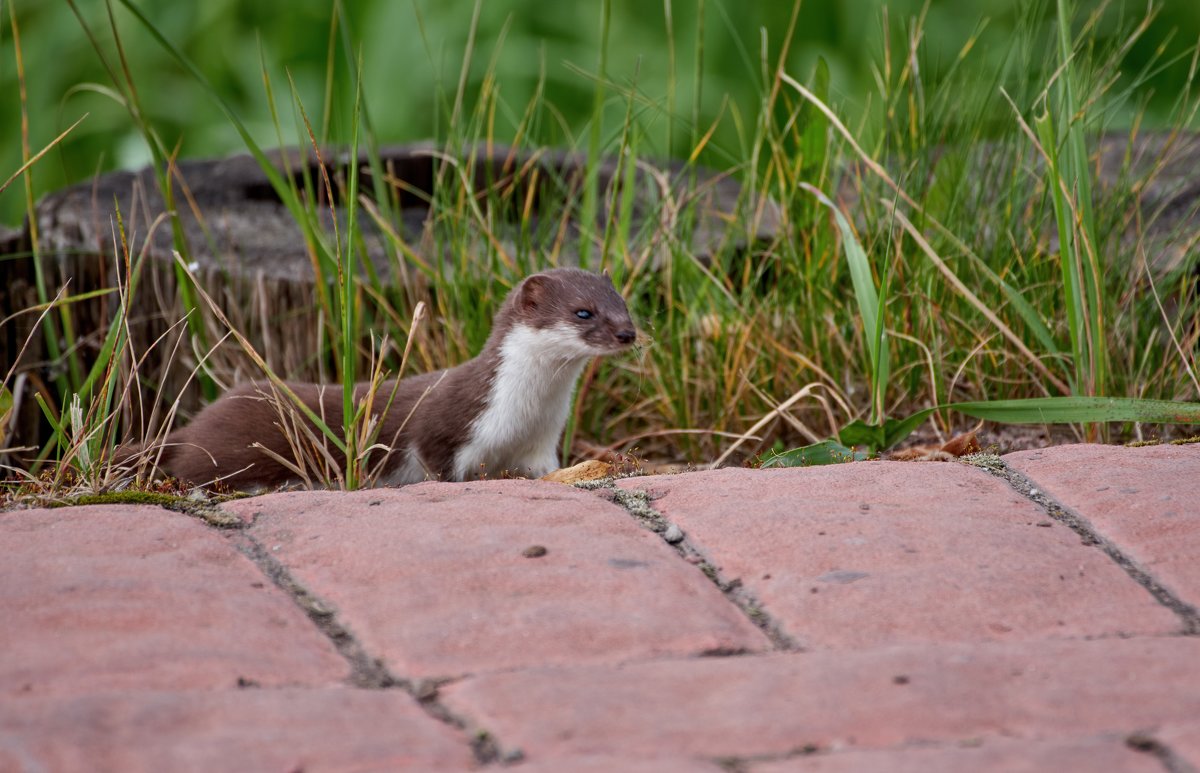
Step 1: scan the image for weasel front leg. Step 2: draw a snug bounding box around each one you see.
[529,450,561,478]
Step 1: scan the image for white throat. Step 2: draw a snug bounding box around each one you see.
[452,323,595,480]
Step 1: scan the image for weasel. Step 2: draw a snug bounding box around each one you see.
[134,268,637,490]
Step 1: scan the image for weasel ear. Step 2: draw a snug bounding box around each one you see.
[602,267,610,279]
[519,274,548,310]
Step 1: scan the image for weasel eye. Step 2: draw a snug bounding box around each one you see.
[575,309,593,320]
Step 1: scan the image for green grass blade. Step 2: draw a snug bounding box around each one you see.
[1034,110,1083,391]
[578,0,611,268]
[1054,0,1096,239]
[33,392,65,455]
[799,56,830,181]
[802,183,890,421]
[1046,0,1107,401]
[340,51,365,490]
[0,384,13,447]
[946,397,1200,425]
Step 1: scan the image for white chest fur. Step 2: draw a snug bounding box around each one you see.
[452,323,594,480]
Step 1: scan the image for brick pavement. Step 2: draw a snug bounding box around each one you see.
[1,443,1197,771]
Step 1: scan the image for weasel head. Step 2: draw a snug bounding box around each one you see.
[503,268,637,358]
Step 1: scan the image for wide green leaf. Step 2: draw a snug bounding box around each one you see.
[838,408,938,451]
[760,440,873,468]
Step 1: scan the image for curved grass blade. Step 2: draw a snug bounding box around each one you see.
[801,183,890,422]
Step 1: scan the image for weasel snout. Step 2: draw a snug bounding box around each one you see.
[515,267,640,355]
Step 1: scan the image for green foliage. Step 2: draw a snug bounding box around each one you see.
[5,1,1200,226]
[838,411,936,451]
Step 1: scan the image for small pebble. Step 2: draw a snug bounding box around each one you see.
[412,679,439,701]
[522,545,548,558]
[663,524,685,544]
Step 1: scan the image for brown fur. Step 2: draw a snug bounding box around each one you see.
[122,268,635,490]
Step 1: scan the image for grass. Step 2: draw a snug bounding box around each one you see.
[2,0,1199,498]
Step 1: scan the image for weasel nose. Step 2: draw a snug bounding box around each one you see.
[616,329,636,344]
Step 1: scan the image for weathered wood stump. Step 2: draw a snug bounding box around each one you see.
[842,130,1200,277]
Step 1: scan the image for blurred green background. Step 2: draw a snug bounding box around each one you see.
[2,0,1198,227]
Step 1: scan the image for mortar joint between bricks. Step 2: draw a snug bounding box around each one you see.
[589,481,803,652]
[232,533,401,688]
[966,454,1200,636]
[410,685,520,766]
[714,742,824,772]
[231,532,518,766]
[1125,731,1197,773]
[156,497,245,528]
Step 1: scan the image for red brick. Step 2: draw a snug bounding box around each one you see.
[0,688,472,772]
[1006,444,1200,605]
[230,482,768,677]
[750,736,1157,772]
[618,465,1176,649]
[0,506,347,696]
[442,637,1200,762]
[1158,721,1200,769]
